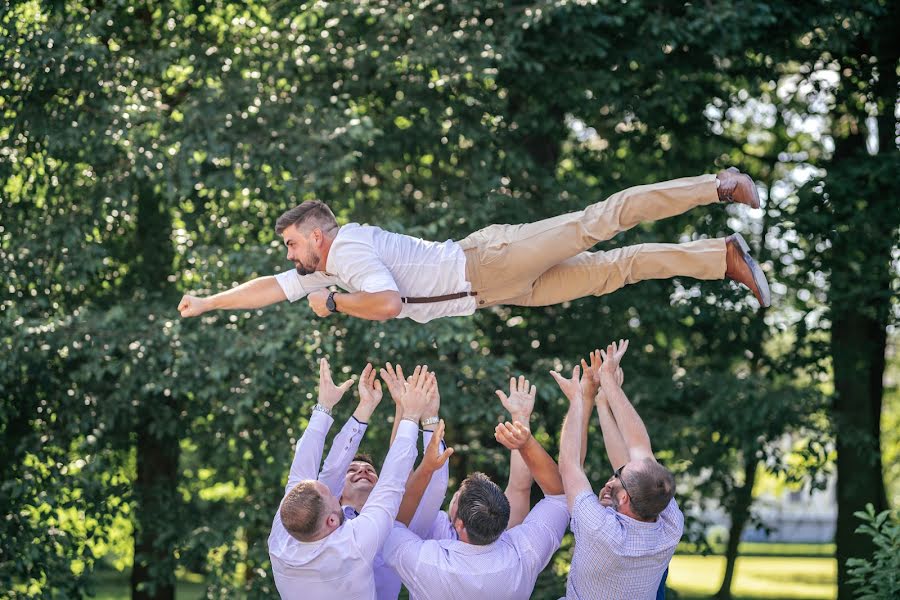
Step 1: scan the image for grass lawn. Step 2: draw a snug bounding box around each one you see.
[669,554,837,600]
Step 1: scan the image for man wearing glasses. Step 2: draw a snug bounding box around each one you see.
[552,340,683,600]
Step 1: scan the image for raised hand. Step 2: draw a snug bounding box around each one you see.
[355,363,383,421]
[550,365,583,405]
[379,362,407,407]
[423,372,440,422]
[494,420,532,450]
[579,349,602,404]
[421,419,454,472]
[600,339,629,379]
[495,375,537,423]
[318,357,354,409]
[398,365,434,421]
[595,367,624,406]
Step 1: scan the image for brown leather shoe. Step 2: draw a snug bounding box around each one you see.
[725,233,771,307]
[717,167,761,209]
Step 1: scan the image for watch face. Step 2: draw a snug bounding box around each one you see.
[326,293,336,312]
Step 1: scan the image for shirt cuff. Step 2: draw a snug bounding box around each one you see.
[308,409,334,431]
[395,419,418,441]
[351,415,369,427]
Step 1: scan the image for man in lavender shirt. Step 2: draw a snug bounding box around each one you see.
[553,340,684,600]
[267,359,433,600]
[330,363,454,600]
[382,376,571,600]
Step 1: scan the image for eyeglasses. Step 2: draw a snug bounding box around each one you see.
[613,465,628,494]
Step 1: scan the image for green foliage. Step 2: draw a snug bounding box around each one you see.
[845,504,900,600]
[1,0,895,598]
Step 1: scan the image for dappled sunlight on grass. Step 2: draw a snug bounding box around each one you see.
[669,555,836,600]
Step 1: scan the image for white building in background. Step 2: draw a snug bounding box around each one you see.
[695,473,838,544]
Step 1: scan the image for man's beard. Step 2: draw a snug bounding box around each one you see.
[295,264,314,276]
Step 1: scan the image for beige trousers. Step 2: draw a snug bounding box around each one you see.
[457,175,727,307]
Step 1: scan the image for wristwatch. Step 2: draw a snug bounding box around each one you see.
[326,291,338,313]
[312,403,332,416]
[421,416,440,428]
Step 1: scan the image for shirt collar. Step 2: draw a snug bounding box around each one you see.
[342,505,359,520]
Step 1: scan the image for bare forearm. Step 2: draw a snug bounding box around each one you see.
[506,450,532,528]
[560,402,586,476]
[600,376,653,459]
[559,401,593,509]
[519,437,564,495]
[596,401,631,469]
[206,276,287,310]
[333,291,402,321]
[396,464,433,526]
[580,393,593,467]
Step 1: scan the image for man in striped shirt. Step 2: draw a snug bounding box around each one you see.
[552,340,684,600]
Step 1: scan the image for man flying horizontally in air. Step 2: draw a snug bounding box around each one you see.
[178,168,770,323]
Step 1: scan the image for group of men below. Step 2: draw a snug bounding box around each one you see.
[268,340,683,600]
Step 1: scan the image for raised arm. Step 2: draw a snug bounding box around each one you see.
[407,372,452,537]
[579,350,602,467]
[496,375,538,527]
[380,362,407,445]
[318,363,382,496]
[595,366,631,470]
[284,357,353,496]
[397,419,454,526]
[350,366,432,560]
[599,340,654,461]
[178,275,287,317]
[496,420,564,496]
[551,366,594,512]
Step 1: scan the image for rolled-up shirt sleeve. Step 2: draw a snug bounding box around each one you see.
[348,420,418,561]
[274,270,334,302]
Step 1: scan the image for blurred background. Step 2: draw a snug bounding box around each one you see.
[1,1,898,599]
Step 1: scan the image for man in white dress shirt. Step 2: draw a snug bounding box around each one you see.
[177,168,771,322]
[267,358,433,600]
[552,341,684,600]
[380,376,571,600]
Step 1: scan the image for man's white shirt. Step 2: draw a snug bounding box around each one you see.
[267,413,419,600]
[274,223,477,323]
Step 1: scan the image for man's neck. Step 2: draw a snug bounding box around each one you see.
[340,491,368,514]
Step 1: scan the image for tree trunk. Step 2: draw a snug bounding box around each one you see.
[715,453,759,600]
[130,423,180,600]
[130,179,179,600]
[829,19,896,594]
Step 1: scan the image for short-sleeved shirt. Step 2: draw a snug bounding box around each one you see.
[383,495,570,600]
[566,492,684,600]
[275,223,476,323]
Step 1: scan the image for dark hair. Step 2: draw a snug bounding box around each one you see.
[624,458,676,521]
[280,481,325,541]
[275,201,338,235]
[351,453,377,468]
[456,472,510,545]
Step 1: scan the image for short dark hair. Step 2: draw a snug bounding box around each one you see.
[280,481,324,541]
[455,472,510,545]
[351,453,376,468]
[275,201,338,235]
[624,458,676,521]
